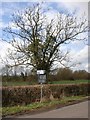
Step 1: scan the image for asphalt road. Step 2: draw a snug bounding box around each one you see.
[15,101,89,118]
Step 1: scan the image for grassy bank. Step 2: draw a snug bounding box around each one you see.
[2,79,89,86]
[2,96,88,117]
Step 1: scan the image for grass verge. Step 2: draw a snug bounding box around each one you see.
[2,80,89,86]
[2,95,89,117]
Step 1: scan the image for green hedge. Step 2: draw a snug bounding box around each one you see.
[2,84,90,107]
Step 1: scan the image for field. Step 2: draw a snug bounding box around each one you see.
[49,80,89,84]
[2,79,89,86]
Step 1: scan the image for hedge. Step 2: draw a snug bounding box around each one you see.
[2,84,90,107]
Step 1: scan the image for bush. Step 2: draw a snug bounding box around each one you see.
[2,84,90,107]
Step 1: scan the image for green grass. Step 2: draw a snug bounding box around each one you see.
[49,80,89,84]
[2,95,88,116]
[2,79,89,87]
[2,81,36,86]
[0,107,2,116]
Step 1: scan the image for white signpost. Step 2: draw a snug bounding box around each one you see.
[37,70,46,102]
[37,70,46,84]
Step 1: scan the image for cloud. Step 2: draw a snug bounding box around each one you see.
[74,45,88,62]
[57,2,88,23]
[69,45,88,71]
[0,1,89,73]
[0,40,13,59]
[85,63,89,72]
[0,40,9,67]
[0,0,89,2]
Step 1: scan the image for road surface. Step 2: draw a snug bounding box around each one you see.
[13,101,89,118]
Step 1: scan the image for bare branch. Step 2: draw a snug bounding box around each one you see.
[2,3,88,75]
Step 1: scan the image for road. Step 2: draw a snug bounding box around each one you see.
[14,101,89,118]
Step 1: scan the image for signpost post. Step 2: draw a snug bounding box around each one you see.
[37,70,46,102]
[40,82,43,102]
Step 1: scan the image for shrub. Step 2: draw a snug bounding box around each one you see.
[2,84,90,107]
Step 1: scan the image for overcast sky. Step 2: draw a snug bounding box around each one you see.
[0,1,89,72]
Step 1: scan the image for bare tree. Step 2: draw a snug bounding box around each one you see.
[57,67,73,80]
[2,3,88,79]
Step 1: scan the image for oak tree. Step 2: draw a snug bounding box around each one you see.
[3,3,88,80]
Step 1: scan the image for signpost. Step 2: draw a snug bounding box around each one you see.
[37,70,46,84]
[37,70,46,102]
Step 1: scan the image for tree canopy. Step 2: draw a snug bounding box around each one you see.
[2,3,88,77]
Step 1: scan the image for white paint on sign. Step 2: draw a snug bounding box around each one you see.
[37,70,45,74]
